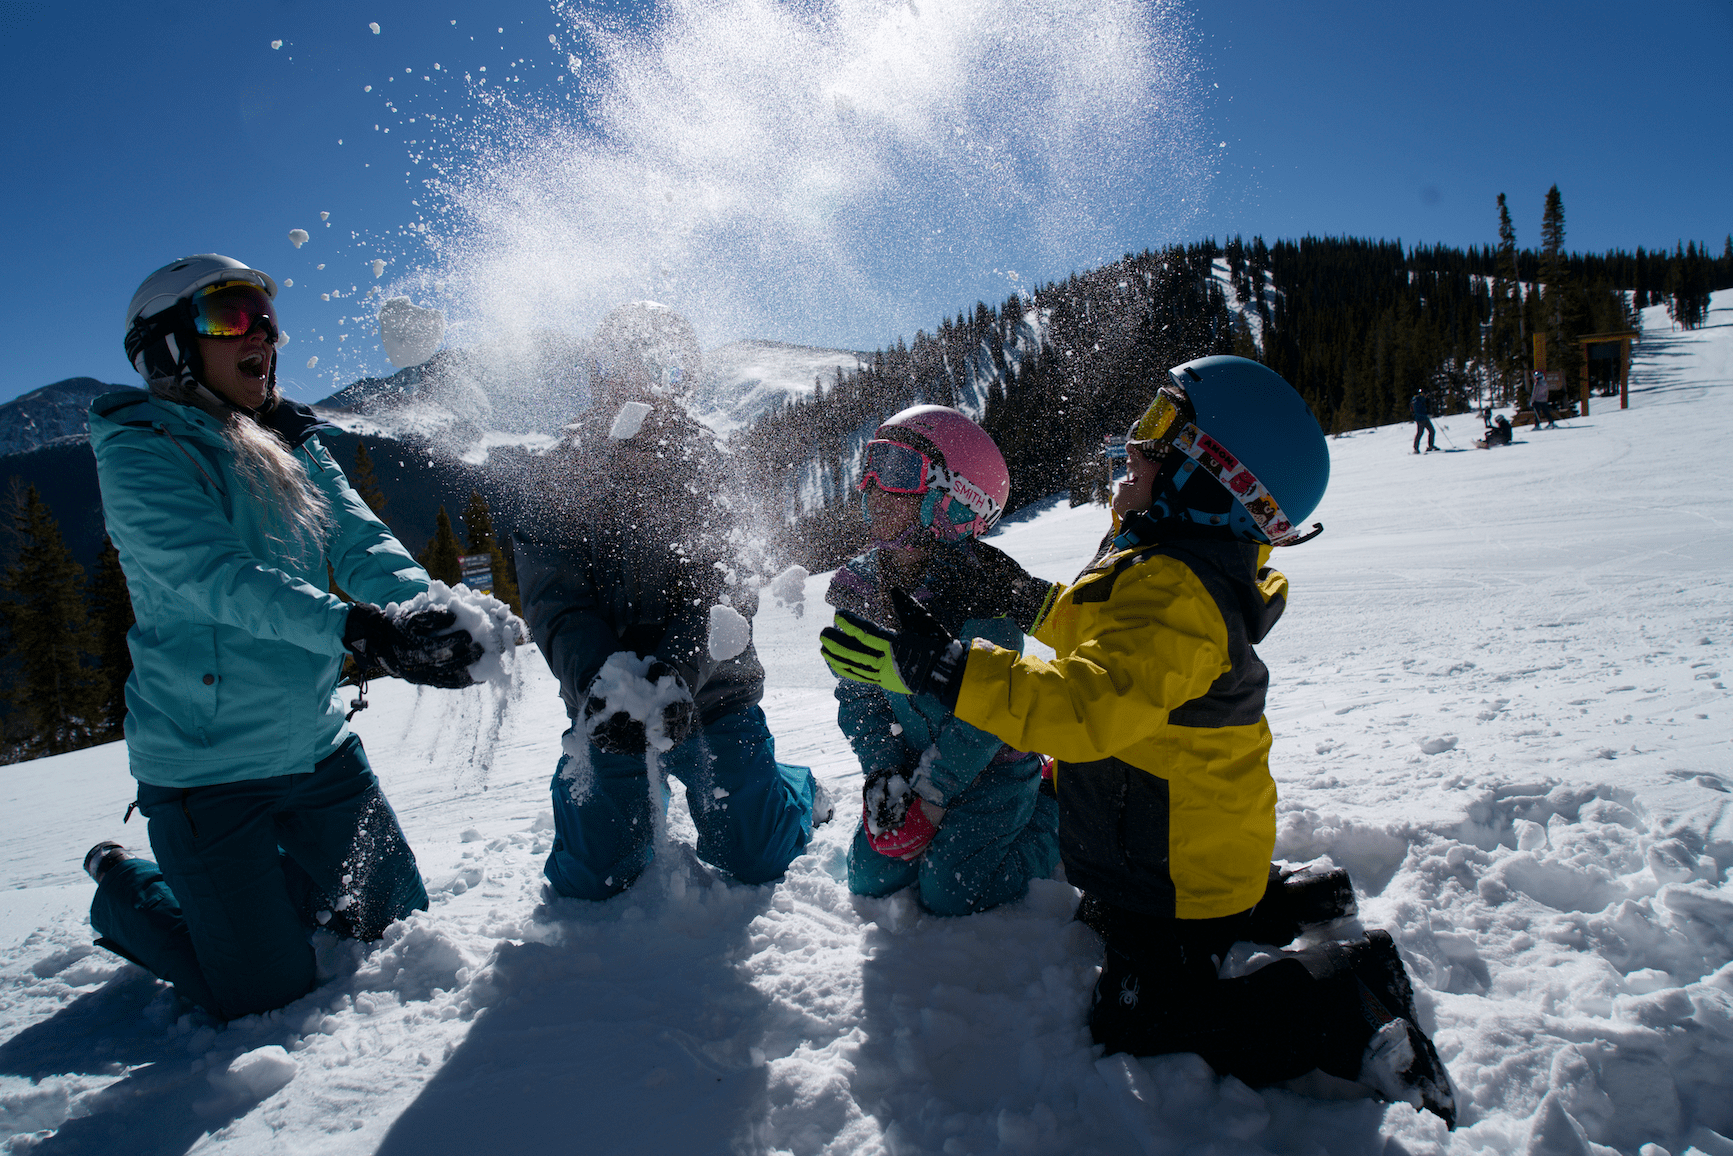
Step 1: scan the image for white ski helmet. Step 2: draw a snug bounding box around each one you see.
[588,301,702,403]
[123,254,280,403]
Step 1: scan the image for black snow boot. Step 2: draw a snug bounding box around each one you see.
[1244,863,1357,947]
[1309,931,1457,1130]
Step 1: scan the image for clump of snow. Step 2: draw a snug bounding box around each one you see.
[271,39,282,50]
[607,400,652,439]
[287,228,309,248]
[305,356,318,369]
[386,579,524,687]
[368,21,380,33]
[377,296,445,368]
[584,652,692,752]
[196,1045,296,1113]
[1418,734,1458,754]
[283,277,293,288]
[707,604,750,661]
[371,258,387,278]
[768,564,809,618]
[320,210,330,221]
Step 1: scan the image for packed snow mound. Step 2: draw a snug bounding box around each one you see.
[386,579,524,687]
[589,300,702,397]
[584,651,694,752]
[378,296,446,369]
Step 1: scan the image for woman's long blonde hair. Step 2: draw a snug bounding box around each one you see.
[223,412,334,560]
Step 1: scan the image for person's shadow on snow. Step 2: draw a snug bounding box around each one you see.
[0,970,281,1156]
[376,846,780,1156]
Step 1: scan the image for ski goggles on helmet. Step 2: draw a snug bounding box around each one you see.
[1126,380,1196,458]
[187,281,278,342]
[859,439,936,494]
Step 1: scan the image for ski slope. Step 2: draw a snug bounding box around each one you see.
[0,293,1729,1155]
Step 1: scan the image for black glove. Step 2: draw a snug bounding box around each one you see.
[820,587,968,711]
[343,603,484,689]
[582,660,697,755]
[927,540,1059,633]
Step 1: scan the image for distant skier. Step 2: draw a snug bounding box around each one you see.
[821,356,1456,1128]
[826,406,1059,915]
[1530,370,1559,429]
[84,254,484,1021]
[514,302,827,901]
[1410,390,1437,453]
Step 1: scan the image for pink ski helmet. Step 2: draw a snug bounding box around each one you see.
[870,405,1010,541]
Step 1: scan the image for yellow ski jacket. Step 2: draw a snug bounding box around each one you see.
[955,528,1287,920]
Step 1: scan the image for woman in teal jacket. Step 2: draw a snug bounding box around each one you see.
[83,254,482,1020]
[828,406,1058,915]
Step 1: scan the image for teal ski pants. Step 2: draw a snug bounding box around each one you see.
[544,705,816,900]
[89,735,428,1019]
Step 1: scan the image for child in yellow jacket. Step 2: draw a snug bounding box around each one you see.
[823,356,1455,1129]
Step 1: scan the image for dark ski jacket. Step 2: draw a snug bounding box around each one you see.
[954,514,1286,920]
[1411,394,1432,421]
[513,400,763,726]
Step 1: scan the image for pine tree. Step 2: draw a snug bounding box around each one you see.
[352,442,389,518]
[1490,193,1526,404]
[0,486,105,758]
[417,506,463,587]
[459,490,521,614]
[88,536,135,739]
[1538,185,1576,384]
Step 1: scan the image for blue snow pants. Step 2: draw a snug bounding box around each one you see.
[847,752,1060,916]
[544,705,816,900]
[89,735,428,1020]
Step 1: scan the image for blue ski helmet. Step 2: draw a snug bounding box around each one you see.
[1131,355,1329,545]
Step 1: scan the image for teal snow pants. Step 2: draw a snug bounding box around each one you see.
[544,705,816,900]
[89,735,428,1020]
[847,752,1060,916]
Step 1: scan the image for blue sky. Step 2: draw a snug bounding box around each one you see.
[0,0,1726,405]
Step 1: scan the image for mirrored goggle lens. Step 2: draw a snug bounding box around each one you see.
[859,440,930,494]
[189,282,277,339]
[1129,385,1192,447]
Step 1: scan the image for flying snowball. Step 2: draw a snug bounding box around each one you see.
[369,22,380,34]
[271,40,282,50]
[371,258,386,278]
[377,296,445,368]
[283,278,293,287]
[288,229,309,248]
[609,401,652,440]
[708,605,750,661]
[320,211,330,221]
[306,356,318,369]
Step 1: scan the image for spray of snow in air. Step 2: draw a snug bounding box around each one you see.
[418,0,1209,357]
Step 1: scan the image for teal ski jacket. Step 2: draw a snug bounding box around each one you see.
[89,389,429,787]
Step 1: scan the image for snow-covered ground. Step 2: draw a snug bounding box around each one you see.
[1,293,1729,1155]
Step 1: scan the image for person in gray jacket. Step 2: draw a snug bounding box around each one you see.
[514,302,825,900]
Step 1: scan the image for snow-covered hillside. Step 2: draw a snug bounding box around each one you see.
[0,293,1729,1156]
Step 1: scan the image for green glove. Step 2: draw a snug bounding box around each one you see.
[820,587,968,710]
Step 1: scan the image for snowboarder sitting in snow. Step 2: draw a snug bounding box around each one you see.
[1477,408,1513,448]
[83,254,484,1021]
[826,406,1060,915]
[514,302,827,902]
[821,356,1456,1128]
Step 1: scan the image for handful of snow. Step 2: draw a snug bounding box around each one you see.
[585,652,693,752]
[386,580,525,687]
[378,296,445,368]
